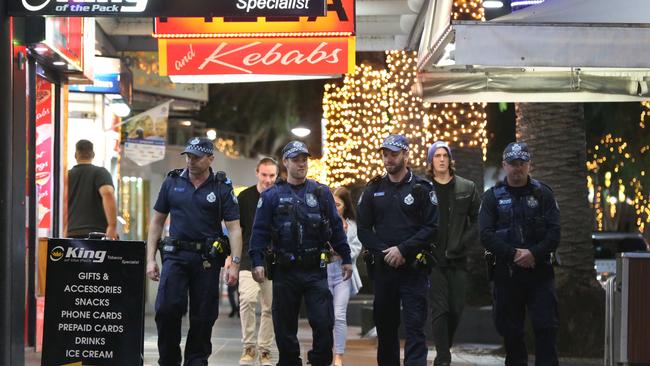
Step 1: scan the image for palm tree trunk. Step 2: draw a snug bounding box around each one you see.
[516,102,604,357]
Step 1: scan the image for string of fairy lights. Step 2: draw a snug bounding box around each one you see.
[317,0,488,187]
[586,133,649,234]
[320,50,487,187]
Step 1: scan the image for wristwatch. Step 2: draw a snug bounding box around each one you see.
[231,256,241,264]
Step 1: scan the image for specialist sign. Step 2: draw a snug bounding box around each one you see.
[9,0,326,17]
[159,37,355,76]
[154,0,354,37]
[41,238,146,366]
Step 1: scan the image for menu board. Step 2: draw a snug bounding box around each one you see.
[41,238,146,366]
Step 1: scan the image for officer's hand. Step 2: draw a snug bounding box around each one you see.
[146,260,160,281]
[225,264,239,286]
[514,249,535,268]
[382,246,405,268]
[105,226,119,240]
[341,264,353,281]
[252,266,266,283]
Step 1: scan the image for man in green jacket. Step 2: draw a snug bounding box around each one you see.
[426,141,481,366]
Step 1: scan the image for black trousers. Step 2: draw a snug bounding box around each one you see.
[272,266,333,366]
[492,265,559,366]
[429,264,468,365]
[155,250,221,366]
[373,267,429,366]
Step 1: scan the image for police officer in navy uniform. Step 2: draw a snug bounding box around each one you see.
[146,137,243,366]
[249,140,352,366]
[479,142,561,366]
[357,134,438,366]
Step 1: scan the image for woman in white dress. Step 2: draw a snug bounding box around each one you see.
[328,187,363,366]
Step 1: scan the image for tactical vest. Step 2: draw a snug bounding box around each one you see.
[272,179,327,257]
[492,179,547,249]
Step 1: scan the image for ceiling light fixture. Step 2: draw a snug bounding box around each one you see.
[53,61,66,66]
[483,0,503,8]
[291,127,311,137]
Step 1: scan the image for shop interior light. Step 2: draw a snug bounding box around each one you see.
[33,46,49,53]
[110,98,131,118]
[180,120,193,127]
[206,129,217,140]
[483,1,504,8]
[53,61,66,66]
[291,127,311,137]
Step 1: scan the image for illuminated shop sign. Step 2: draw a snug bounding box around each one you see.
[8,0,326,17]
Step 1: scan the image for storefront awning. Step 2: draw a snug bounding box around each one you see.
[415,0,650,102]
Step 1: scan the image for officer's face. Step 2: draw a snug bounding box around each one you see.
[284,154,309,181]
[503,159,530,187]
[256,163,278,190]
[185,153,214,176]
[381,149,408,175]
[431,148,450,176]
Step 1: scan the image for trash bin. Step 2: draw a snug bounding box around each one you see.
[605,252,650,365]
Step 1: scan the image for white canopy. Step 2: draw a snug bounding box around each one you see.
[415,0,650,102]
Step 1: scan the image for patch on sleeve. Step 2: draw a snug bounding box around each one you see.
[231,191,238,204]
[429,191,438,205]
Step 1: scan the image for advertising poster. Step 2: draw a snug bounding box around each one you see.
[123,101,171,166]
[41,238,146,366]
[36,76,53,231]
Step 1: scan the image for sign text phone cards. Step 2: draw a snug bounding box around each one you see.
[42,238,146,366]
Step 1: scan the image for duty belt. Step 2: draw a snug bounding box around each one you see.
[161,238,205,252]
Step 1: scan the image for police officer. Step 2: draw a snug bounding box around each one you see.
[146,137,243,366]
[479,142,560,366]
[357,134,438,366]
[249,141,352,366]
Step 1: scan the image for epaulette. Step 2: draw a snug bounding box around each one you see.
[167,168,183,177]
[367,175,383,186]
[215,171,231,184]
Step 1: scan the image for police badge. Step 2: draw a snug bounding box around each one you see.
[527,196,539,208]
[306,193,318,208]
[404,193,414,205]
[190,137,200,145]
[429,191,438,205]
[207,192,216,203]
[257,197,264,208]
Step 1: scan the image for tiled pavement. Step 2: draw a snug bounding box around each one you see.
[26,305,602,365]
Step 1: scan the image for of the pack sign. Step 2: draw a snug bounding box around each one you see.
[41,238,146,366]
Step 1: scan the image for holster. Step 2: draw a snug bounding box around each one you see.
[264,247,276,281]
[412,248,436,275]
[484,250,496,281]
[362,250,375,280]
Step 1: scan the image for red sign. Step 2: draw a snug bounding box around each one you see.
[35,77,54,231]
[46,17,84,70]
[154,0,354,37]
[159,37,355,76]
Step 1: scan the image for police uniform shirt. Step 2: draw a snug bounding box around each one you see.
[479,177,560,263]
[357,169,439,261]
[249,180,351,268]
[153,168,240,240]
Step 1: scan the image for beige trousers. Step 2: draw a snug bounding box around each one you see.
[238,270,274,352]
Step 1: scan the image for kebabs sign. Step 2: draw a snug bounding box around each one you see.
[156,0,356,77]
